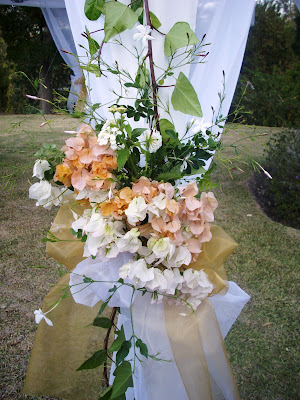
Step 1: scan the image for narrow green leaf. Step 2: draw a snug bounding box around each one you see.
[103,1,138,42]
[77,349,107,370]
[116,340,131,365]
[98,301,109,316]
[171,72,202,117]
[136,339,148,358]
[131,128,146,140]
[111,361,133,399]
[149,11,161,29]
[93,317,112,329]
[124,124,131,138]
[84,0,105,21]
[164,21,199,57]
[109,325,126,353]
[117,148,130,171]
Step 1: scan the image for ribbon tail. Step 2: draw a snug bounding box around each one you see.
[165,299,240,400]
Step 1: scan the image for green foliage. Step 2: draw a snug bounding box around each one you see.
[111,361,134,399]
[103,1,138,42]
[261,129,300,228]
[230,3,300,127]
[0,6,70,114]
[164,22,199,57]
[93,317,113,328]
[84,0,105,20]
[171,72,202,117]
[231,65,300,127]
[77,349,107,370]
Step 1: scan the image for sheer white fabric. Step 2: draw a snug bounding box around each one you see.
[70,256,250,400]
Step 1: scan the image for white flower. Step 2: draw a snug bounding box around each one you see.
[163,268,184,295]
[32,159,51,180]
[147,193,167,219]
[98,119,123,151]
[121,259,155,287]
[75,188,109,204]
[34,308,53,326]
[191,118,211,136]
[181,269,213,299]
[125,196,148,226]
[140,129,162,153]
[116,228,142,253]
[133,25,155,48]
[146,268,167,291]
[29,181,63,209]
[147,236,175,262]
[163,246,192,269]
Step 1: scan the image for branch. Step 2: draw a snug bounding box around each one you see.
[103,307,118,387]
[144,0,160,132]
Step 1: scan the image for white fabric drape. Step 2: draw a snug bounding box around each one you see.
[70,255,250,400]
[0,0,83,110]
[65,0,255,134]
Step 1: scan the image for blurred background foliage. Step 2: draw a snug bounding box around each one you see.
[229,0,300,128]
[0,6,70,114]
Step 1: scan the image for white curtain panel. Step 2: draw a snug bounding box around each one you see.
[65,0,255,133]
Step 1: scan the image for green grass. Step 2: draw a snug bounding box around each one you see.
[0,115,299,399]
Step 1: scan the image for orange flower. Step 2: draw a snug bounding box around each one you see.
[54,163,72,186]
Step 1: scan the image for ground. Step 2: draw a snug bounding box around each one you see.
[0,115,299,399]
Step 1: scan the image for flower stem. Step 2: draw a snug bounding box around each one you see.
[144,0,160,132]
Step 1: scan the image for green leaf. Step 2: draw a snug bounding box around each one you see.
[165,129,178,141]
[117,148,130,171]
[93,317,112,329]
[81,63,101,77]
[99,386,112,400]
[98,301,109,316]
[124,124,131,138]
[87,35,100,55]
[84,0,105,21]
[164,22,199,57]
[171,72,202,117]
[156,165,183,181]
[159,119,175,141]
[116,341,131,365]
[111,361,133,399]
[109,325,126,353]
[131,128,146,140]
[103,1,138,42]
[77,349,107,370]
[136,339,148,358]
[149,11,161,29]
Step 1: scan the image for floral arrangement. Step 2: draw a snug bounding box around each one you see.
[26,0,250,398]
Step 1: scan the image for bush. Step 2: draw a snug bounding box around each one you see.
[253,129,300,229]
[230,64,300,127]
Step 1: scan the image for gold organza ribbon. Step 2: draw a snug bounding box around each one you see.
[24,205,240,399]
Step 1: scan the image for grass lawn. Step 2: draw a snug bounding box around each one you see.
[0,114,299,399]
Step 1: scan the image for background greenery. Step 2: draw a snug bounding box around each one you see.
[229,1,300,128]
[0,6,70,114]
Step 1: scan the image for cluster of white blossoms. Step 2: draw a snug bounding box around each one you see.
[29,160,71,209]
[119,259,213,310]
[140,129,162,153]
[98,119,124,151]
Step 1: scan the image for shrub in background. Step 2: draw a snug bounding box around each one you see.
[257,129,300,229]
[230,64,300,127]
